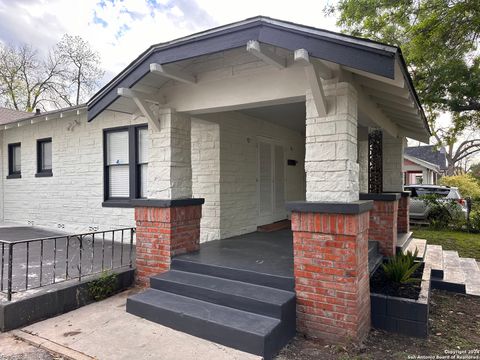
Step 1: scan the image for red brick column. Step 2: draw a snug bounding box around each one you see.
[397,194,410,234]
[360,193,401,257]
[290,202,372,343]
[134,200,203,285]
[369,199,398,257]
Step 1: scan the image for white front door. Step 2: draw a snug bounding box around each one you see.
[257,139,286,226]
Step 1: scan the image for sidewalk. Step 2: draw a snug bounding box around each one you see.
[12,289,259,360]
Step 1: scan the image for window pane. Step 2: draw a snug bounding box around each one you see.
[107,131,129,165]
[140,164,148,198]
[13,146,21,173]
[42,141,52,170]
[138,128,148,164]
[109,165,130,198]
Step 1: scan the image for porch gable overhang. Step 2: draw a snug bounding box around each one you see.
[87,17,424,119]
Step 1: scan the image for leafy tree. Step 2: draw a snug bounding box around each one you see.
[440,174,480,199]
[0,35,104,112]
[56,34,104,106]
[0,44,65,111]
[325,0,480,173]
[469,162,480,181]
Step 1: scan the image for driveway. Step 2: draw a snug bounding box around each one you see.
[13,289,259,360]
[0,226,134,295]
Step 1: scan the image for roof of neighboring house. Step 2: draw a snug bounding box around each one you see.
[0,107,30,125]
[405,145,447,171]
[0,104,87,129]
[86,16,429,139]
[404,154,441,172]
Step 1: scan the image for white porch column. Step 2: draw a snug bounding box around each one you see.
[357,126,369,193]
[305,82,359,202]
[382,133,405,192]
[148,108,192,199]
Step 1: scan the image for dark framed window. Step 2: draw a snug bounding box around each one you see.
[7,143,21,179]
[36,138,53,177]
[103,124,148,207]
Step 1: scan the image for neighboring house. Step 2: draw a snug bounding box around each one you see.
[404,145,447,185]
[0,17,431,352]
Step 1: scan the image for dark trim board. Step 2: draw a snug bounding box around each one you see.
[286,200,373,214]
[87,18,401,122]
[131,198,205,208]
[359,193,401,201]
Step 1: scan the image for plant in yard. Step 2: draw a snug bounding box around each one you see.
[382,250,421,284]
[87,271,118,301]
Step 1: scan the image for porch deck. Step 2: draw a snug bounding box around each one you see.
[175,229,294,278]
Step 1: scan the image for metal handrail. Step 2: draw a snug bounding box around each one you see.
[0,227,136,301]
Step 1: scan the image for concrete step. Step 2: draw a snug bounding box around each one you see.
[424,244,444,279]
[127,289,292,360]
[150,270,296,320]
[432,250,466,294]
[171,258,294,291]
[459,258,480,296]
[396,232,413,253]
[403,238,427,260]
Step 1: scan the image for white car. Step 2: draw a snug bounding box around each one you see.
[404,185,468,220]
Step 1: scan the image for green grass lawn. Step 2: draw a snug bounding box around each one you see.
[412,227,480,260]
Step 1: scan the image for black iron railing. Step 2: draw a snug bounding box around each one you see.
[0,227,136,301]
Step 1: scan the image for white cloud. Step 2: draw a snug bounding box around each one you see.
[0,0,339,84]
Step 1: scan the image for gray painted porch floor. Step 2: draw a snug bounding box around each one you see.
[175,230,294,278]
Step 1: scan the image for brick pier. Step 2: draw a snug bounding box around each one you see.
[133,199,204,285]
[288,201,373,343]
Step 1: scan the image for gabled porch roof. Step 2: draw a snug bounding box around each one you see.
[87,16,430,142]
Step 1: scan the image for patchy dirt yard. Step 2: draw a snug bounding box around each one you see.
[0,333,62,360]
[277,289,480,360]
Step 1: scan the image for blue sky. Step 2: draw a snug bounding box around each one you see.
[0,0,338,85]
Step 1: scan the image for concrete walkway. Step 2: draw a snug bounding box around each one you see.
[13,289,260,360]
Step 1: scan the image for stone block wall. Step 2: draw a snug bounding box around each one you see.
[305,82,359,202]
[2,111,142,233]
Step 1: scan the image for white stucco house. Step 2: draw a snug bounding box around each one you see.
[0,17,431,356]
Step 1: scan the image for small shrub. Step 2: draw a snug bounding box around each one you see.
[422,194,466,230]
[469,210,480,232]
[382,251,421,284]
[88,271,118,301]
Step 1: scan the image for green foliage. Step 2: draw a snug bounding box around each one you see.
[325,0,480,137]
[469,162,480,181]
[440,174,480,200]
[421,194,466,230]
[382,250,421,284]
[87,271,118,301]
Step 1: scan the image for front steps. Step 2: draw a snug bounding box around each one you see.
[424,245,480,296]
[395,233,479,296]
[127,260,296,359]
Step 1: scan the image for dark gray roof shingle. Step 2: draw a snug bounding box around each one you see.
[405,145,447,170]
